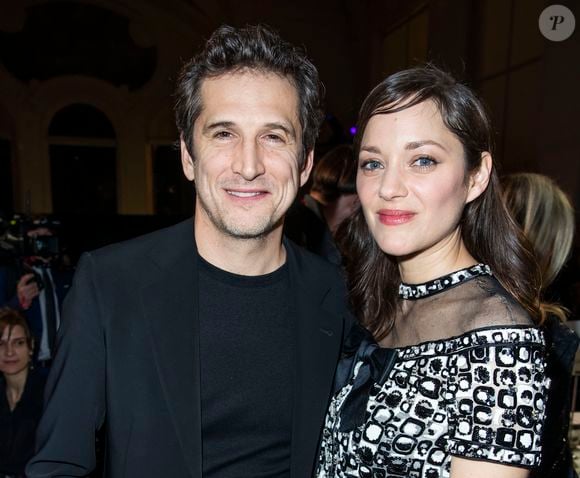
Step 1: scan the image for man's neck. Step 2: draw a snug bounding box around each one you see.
[194,221,286,276]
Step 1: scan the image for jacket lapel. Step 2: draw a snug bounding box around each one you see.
[286,242,345,478]
[141,220,202,478]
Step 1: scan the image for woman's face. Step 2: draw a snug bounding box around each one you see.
[357,100,483,260]
[0,325,32,376]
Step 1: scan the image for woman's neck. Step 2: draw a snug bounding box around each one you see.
[398,229,477,284]
[4,368,29,411]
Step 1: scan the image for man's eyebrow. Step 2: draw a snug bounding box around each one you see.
[203,121,297,138]
[405,140,448,152]
[204,121,236,132]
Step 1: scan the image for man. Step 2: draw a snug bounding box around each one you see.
[27,25,350,478]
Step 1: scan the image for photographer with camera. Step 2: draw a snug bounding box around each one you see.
[0,218,72,370]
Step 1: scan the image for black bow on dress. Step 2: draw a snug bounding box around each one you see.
[334,325,398,432]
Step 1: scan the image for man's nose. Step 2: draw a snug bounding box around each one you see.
[232,140,266,180]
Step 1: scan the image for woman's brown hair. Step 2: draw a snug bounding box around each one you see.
[0,307,34,350]
[337,65,542,340]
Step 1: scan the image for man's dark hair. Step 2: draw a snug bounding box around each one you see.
[175,24,324,165]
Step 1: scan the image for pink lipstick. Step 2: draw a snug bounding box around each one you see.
[378,209,415,225]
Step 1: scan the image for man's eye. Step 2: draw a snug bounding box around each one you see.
[264,134,283,142]
[214,131,232,139]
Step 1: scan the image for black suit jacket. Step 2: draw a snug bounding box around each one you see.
[27,219,350,477]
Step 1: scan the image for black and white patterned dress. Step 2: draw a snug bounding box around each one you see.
[316,265,550,478]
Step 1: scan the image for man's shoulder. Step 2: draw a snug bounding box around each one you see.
[285,237,338,270]
[285,239,352,328]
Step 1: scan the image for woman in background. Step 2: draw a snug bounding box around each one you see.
[0,308,45,478]
[502,172,575,307]
[503,172,578,478]
[285,144,359,264]
[317,66,550,478]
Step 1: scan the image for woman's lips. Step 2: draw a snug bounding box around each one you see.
[378,209,416,225]
[1,361,22,368]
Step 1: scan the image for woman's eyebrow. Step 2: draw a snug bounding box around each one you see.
[359,145,382,154]
[405,140,448,152]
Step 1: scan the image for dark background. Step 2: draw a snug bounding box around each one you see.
[0,0,578,288]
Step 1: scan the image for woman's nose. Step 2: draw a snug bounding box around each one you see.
[378,168,408,200]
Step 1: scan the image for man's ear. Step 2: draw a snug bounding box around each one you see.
[299,149,314,187]
[180,139,195,181]
[466,152,492,204]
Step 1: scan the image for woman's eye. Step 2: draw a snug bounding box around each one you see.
[413,156,437,168]
[360,160,382,171]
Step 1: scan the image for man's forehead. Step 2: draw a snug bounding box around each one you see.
[197,70,301,123]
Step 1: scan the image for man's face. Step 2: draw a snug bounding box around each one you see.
[181,71,313,241]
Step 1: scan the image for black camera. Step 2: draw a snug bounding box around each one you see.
[0,214,61,259]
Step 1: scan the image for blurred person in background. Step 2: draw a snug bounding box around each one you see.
[308,144,359,235]
[285,144,359,264]
[0,308,46,478]
[503,172,579,478]
[0,222,72,370]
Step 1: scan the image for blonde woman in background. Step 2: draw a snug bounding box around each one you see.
[503,173,575,312]
[503,172,578,478]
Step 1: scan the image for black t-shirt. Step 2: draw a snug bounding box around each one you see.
[198,254,294,478]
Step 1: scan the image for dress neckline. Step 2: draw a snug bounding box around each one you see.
[398,263,492,300]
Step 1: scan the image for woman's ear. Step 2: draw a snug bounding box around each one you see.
[466,152,492,204]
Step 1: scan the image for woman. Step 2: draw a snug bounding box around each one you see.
[316,67,550,478]
[0,308,46,478]
[502,173,578,478]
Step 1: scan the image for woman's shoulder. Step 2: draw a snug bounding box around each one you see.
[446,274,535,332]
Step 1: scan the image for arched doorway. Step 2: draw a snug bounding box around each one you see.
[48,103,117,214]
